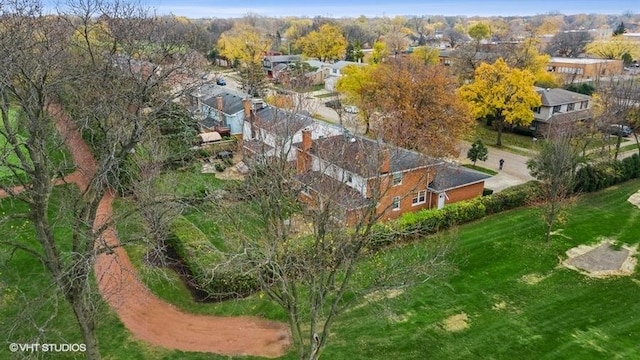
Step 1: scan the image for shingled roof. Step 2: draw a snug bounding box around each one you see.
[293,134,442,178]
[202,92,245,115]
[535,87,591,106]
[428,164,491,192]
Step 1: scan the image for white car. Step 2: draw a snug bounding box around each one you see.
[344,105,359,114]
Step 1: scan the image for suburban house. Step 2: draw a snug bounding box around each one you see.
[324,60,367,92]
[198,91,246,136]
[546,57,624,84]
[241,100,343,162]
[262,55,302,78]
[291,129,490,225]
[525,87,592,137]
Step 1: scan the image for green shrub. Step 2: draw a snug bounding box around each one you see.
[167,216,259,301]
[370,182,541,245]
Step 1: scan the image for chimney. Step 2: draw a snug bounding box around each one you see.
[216,95,223,112]
[380,148,390,174]
[243,97,251,118]
[302,128,312,152]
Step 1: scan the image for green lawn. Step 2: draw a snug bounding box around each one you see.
[3,174,640,359]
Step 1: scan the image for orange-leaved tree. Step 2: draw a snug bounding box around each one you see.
[370,57,474,157]
[458,58,541,147]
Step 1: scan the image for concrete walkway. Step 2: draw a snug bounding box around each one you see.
[459,137,640,193]
[458,143,535,192]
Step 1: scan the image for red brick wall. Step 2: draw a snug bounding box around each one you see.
[427,182,485,208]
[372,168,434,222]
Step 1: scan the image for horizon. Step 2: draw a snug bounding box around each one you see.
[149,0,637,19]
[43,0,638,19]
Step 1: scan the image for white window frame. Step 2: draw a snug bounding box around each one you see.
[412,190,427,206]
[392,196,401,211]
[392,172,402,186]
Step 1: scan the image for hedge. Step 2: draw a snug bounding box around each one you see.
[370,181,543,248]
[167,215,259,301]
[574,154,640,193]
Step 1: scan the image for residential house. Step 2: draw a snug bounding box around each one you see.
[292,129,490,225]
[546,57,624,84]
[242,100,343,162]
[200,91,246,136]
[262,55,302,78]
[324,61,366,92]
[527,87,592,137]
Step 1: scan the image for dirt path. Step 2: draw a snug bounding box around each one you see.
[46,103,291,357]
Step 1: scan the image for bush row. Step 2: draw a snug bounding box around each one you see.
[574,154,640,193]
[370,181,543,248]
[166,215,259,301]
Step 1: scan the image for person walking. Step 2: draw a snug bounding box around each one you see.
[499,158,504,170]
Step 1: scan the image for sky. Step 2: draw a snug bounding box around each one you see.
[142,0,639,18]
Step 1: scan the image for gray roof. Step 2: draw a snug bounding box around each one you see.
[330,61,366,70]
[429,164,490,192]
[535,87,591,106]
[254,106,314,137]
[294,134,442,178]
[202,92,245,115]
[295,171,372,210]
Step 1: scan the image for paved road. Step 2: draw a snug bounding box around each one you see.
[458,143,535,192]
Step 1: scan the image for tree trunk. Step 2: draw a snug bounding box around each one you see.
[496,119,504,147]
[70,295,101,360]
[613,134,622,160]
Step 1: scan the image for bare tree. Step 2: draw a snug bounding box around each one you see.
[527,134,581,243]
[593,77,640,159]
[545,31,592,58]
[232,104,451,359]
[0,1,203,358]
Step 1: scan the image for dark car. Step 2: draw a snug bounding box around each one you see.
[216,78,226,86]
[606,124,632,137]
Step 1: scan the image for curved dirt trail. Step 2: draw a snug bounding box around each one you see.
[47,103,291,358]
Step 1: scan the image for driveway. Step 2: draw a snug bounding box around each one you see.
[458,142,535,192]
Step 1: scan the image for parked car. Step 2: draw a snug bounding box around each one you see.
[606,124,632,137]
[216,78,226,86]
[344,105,359,114]
[325,99,341,109]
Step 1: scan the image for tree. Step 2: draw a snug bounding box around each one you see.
[369,41,388,64]
[410,46,440,65]
[335,64,377,133]
[443,23,468,49]
[218,23,271,95]
[527,135,580,243]
[467,22,490,43]
[546,31,592,58]
[370,57,474,157]
[235,113,451,360]
[613,22,626,36]
[458,58,542,147]
[585,36,640,60]
[297,24,347,62]
[467,139,489,165]
[592,78,640,159]
[0,1,202,358]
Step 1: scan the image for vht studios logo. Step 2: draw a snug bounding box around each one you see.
[9,343,86,353]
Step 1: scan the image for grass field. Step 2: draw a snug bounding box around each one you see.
[2,175,639,359]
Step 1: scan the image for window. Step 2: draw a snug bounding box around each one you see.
[345,172,353,184]
[412,190,427,205]
[580,100,589,109]
[533,106,541,114]
[392,172,402,186]
[392,196,400,211]
[567,103,575,111]
[553,105,562,114]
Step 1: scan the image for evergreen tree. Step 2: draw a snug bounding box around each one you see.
[467,139,489,165]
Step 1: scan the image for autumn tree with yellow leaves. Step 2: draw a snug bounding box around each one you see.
[296,24,346,62]
[218,23,272,95]
[459,58,541,147]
